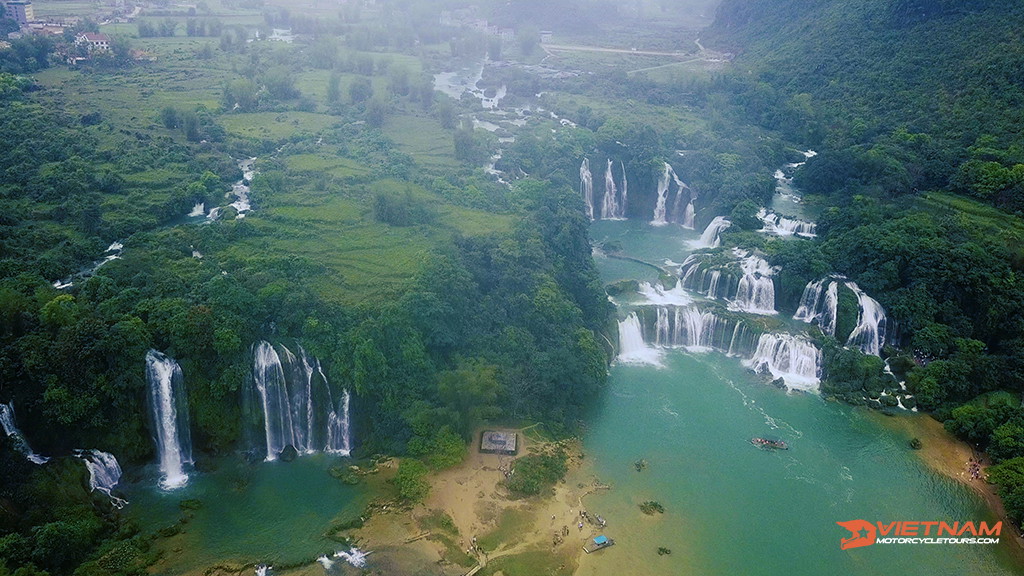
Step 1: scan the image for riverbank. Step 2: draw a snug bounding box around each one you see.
[315,428,602,576]
[874,411,1024,558]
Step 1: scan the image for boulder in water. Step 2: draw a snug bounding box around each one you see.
[771,377,787,390]
[279,445,298,462]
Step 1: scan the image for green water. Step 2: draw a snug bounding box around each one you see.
[124,454,368,573]
[580,220,1019,575]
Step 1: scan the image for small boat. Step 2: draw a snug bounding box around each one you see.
[751,437,788,450]
[583,535,615,554]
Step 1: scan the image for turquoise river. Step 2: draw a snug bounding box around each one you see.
[575,219,1020,576]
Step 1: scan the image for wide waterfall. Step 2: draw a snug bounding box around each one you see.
[694,217,731,248]
[249,341,352,461]
[745,333,822,391]
[146,350,193,490]
[617,313,662,365]
[845,282,887,356]
[631,305,760,356]
[757,208,816,238]
[793,278,886,355]
[580,158,595,221]
[728,254,777,315]
[74,449,127,508]
[600,160,628,219]
[0,402,49,464]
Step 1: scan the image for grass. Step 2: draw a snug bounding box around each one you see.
[478,546,575,576]
[384,114,459,169]
[219,112,339,140]
[477,508,536,553]
[282,153,369,178]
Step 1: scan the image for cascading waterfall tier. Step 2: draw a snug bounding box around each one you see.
[679,254,737,301]
[146,350,193,490]
[74,449,127,508]
[580,158,595,221]
[757,208,816,238]
[621,304,761,358]
[617,312,663,365]
[693,216,731,248]
[0,402,49,464]
[728,251,777,315]
[793,278,840,336]
[678,250,777,314]
[249,341,351,461]
[844,282,887,356]
[745,333,823,391]
[793,278,886,356]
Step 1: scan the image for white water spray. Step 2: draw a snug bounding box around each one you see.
[146,350,193,490]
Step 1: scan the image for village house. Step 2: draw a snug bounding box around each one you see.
[75,32,111,52]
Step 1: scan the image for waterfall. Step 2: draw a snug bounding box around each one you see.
[617,313,662,365]
[681,199,695,230]
[600,160,628,219]
[146,350,193,490]
[679,255,735,301]
[669,307,755,354]
[758,208,816,237]
[693,217,731,248]
[620,161,629,218]
[630,306,759,356]
[655,307,671,345]
[651,163,671,226]
[728,254,776,315]
[845,282,887,356]
[74,449,127,508]
[794,278,886,355]
[601,159,619,219]
[250,341,352,460]
[651,162,684,225]
[580,159,594,221]
[794,278,839,336]
[637,281,693,306]
[745,333,822,391]
[0,402,49,464]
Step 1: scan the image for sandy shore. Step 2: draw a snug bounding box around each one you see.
[321,428,601,576]
[873,411,1024,559]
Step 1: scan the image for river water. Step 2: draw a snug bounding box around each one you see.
[577,219,1018,576]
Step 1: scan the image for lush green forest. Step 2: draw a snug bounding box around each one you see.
[701,0,1024,525]
[3,0,1024,573]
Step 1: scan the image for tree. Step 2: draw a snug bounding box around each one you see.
[326,72,341,105]
[437,359,501,436]
[392,458,430,502]
[349,76,372,104]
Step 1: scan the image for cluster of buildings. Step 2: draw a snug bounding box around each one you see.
[1,0,115,59]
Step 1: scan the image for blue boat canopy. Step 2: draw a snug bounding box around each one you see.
[594,535,608,545]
